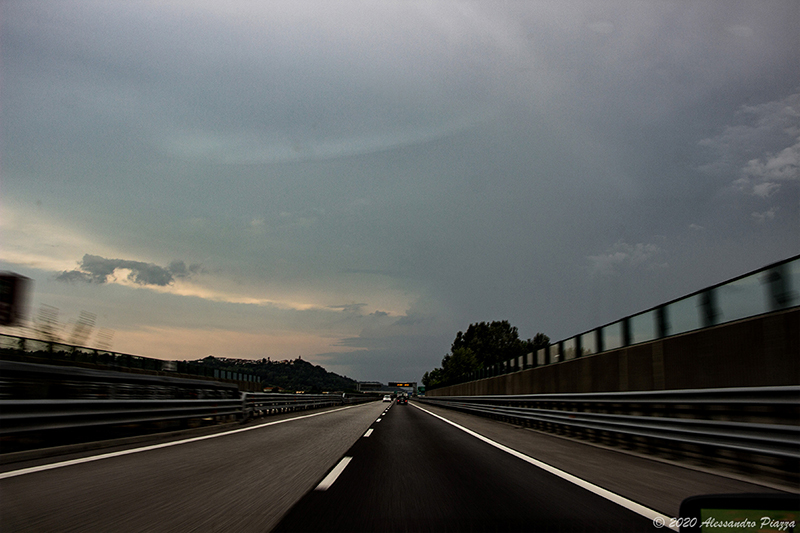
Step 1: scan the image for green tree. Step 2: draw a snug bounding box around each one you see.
[524,332,550,354]
[441,347,479,382]
[421,367,444,388]
[451,320,541,367]
[424,321,549,388]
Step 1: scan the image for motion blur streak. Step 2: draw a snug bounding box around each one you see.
[0,403,361,480]
[0,402,386,532]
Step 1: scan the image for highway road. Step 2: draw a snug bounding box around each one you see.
[0,399,789,532]
[274,401,657,532]
[0,402,387,532]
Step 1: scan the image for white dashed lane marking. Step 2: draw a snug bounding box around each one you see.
[315,456,353,491]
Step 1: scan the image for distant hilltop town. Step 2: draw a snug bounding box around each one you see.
[189,355,357,393]
[197,355,302,366]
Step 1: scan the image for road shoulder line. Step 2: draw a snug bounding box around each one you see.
[412,402,678,531]
[0,403,364,480]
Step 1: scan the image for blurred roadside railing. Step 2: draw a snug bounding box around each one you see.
[0,394,375,444]
[430,255,799,389]
[242,392,374,420]
[419,386,800,482]
[0,360,377,454]
[1,397,244,437]
[0,335,262,388]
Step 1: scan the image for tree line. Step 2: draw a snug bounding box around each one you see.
[422,320,548,388]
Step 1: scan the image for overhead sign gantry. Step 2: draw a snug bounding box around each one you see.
[388,382,416,393]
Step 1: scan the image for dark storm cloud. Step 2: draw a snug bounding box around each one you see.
[168,260,204,279]
[54,270,94,284]
[4,1,799,381]
[57,254,201,286]
[315,306,453,381]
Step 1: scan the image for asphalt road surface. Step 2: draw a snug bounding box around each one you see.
[1,399,789,532]
[273,401,658,532]
[0,402,387,532]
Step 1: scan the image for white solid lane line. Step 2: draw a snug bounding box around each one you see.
[0,404,365,481]
[412,403,678,532]
[315,456,353,491]
[364,429,374,437]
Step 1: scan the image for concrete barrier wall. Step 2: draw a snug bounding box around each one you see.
[427,307,799,396]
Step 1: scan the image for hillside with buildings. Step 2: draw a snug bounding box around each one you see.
[190,356,359,393]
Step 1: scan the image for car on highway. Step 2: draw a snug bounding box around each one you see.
[396,395,407,405]
[382,395,392,402]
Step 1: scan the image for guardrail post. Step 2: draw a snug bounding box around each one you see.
[700,289,718,328]
[622,317,631,347]
[766,264,793,310]
[656,305,669,339]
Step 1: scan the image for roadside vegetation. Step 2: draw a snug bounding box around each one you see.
[422,320,548,389]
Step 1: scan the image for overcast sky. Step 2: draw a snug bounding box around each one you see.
[2,1,798,383]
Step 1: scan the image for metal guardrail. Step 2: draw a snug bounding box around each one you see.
[0,361,378,452]
[419,386,800,460]
[242,392,373,420]
[0,333,262,385]
[0,359,240,400]
[0,394,373,438]
[0,398,244,436]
